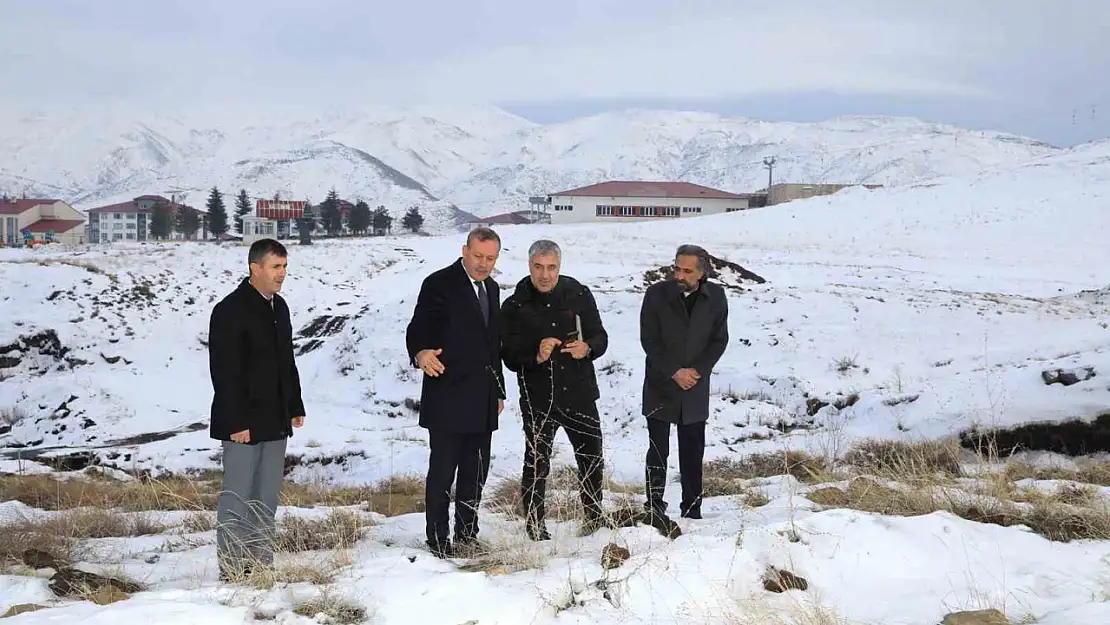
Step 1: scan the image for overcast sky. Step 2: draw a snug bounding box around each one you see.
[2,0,1106,146]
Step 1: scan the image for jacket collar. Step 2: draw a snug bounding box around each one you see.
[237,277,280,306]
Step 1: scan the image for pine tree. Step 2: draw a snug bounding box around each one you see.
[176,206,200,239]
[371,205,393,235]
[150,201,173,239]
[320,188,342,236]
[206,186,229,238]
[234,189,252,235]
[348,200,372,235]
[402,206,424,233]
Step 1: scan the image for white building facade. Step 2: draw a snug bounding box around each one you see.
[547,181,755,225]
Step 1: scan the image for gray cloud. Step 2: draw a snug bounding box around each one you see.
[1,0,1106,144]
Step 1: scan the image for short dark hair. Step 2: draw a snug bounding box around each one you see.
[675,244,710,274]
[466,227,501,248]
[248,238,288,265]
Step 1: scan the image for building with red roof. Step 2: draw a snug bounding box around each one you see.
[84,195,206,243]
[546,181,760,224]
[0,198,87,246]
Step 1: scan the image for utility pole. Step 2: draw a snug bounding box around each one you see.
[763,156,776,204]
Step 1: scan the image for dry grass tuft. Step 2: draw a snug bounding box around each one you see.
[1001,459,1110,486]
[283,473,426,516]
[455,536,550,575]
[274,510,370,552]
[181,512,216,533]
[0,472,427,517]
[0,474,218,512]
[699,451,830,490]
[843,438,964,479]
[484,466,642,522]
[0,521,77,568]
[806,475,1110,542]
[292,592,368,624]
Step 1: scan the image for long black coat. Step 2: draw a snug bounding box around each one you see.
[405,259,506,433]
[500,275,608,418]
[640,278,729,424]
[208,278,306,443]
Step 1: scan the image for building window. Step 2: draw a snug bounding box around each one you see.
[595,205,614,216]
[553,204,573,211]
[682,206,702,213]
[114,213,122,219]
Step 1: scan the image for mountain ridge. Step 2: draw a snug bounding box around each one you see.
[0,105,1063,229]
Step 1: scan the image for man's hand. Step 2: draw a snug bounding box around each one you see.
[536,338,562,363]
[561,340,590,359]
[416,348,445,376]
[672,368,701,391]
[498,399,504,415]
[291,416,304,428]
[230,429,251,443]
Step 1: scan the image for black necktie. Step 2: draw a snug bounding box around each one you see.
[475,280,489,325]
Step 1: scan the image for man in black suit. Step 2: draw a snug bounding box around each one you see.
[208,238,306,581]
[639,244,729,535]
[406,227,506,558]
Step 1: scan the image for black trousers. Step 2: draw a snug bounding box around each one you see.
[425,428,492,545]
[645,417,706,515]
[521,402,604,526]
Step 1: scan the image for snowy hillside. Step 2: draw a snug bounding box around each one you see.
[2,138,1107,482]
[0,105,1059,226]
[2,136,1110,625]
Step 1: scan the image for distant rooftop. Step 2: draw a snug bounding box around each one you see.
[550,181,756,200]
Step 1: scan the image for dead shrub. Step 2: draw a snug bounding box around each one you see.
[274,510,369,552]
[843,438,963,479]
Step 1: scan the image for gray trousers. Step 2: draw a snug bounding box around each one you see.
[216,438,287,576]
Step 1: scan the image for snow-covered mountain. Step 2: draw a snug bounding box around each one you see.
[0,105,1060,229]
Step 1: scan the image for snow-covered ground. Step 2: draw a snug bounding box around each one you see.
[2,138,1110,623]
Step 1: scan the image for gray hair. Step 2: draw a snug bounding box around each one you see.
[528,239,561,262]
[675,244,710,274]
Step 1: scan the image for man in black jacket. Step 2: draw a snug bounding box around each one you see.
[208,238,306,581]
[406,227,506,558]
[640,244,729,531]
[501,239,610,540]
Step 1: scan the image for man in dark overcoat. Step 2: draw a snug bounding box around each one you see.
[639,244,729,532]
[208,237,306,581]
[500,239,610,540]
[405,227,506,558]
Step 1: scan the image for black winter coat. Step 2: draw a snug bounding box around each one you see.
[208,278,306,443]
[640,278,729,424]
[405,259,506,433]
[500,275,608,418]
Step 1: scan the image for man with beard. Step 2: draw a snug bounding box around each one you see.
[639,244,729,535]
[208,238,306,581]
[500,239,610,540]
[406,227,506,558]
